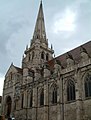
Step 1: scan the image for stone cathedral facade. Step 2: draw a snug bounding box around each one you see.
[2,1,91,120]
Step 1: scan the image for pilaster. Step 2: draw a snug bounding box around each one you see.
[75,69,83,120]
[44,84,48,120]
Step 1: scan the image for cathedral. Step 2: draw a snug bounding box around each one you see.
[2,1,91,120]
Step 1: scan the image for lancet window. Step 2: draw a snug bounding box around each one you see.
[67,80,75,101]
[85,74,91,98]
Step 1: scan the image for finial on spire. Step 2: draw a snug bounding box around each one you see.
[40,0,42,4]
[26,45,28,50]
[22,54,24,59]
[11,62,13,66]
[51,44,53,50]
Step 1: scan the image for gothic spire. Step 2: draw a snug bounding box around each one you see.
[32,1,48,46]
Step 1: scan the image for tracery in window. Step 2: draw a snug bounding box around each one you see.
[52,85,57,104]
[67,80,75,101]
[85,74,91,98]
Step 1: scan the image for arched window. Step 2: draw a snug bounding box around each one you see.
[30,92,33,107]
[46,53,49,61]
[41,51,44,59]
[67,80,75,101]
[36,34,40,39]
[21,94,24,108]
[85,74,91,98]
[40,67,44,77]
[40,88,44,106]
[52,85,57,104]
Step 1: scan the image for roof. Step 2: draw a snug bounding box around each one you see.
[48,41,91,69]
[14,66,23,74]
[31,1,48,46]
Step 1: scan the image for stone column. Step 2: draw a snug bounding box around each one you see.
[24,90,27,108]
[75,69,83,120]
[12,79,16,116]
[34,70,41,81]
[11,95,15,116]
[32,87,37,120]
[23,68,28,85]
[27,91,30,108]
[57,79,61,120]
[44,84,48,120]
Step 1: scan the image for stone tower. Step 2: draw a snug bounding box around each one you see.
[22,1,54,68]
[22,1,54,84]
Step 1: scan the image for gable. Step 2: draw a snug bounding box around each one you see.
[5,64,19,78]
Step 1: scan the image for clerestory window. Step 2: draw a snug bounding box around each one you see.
[52,85,57,104]
[67,80,75,101]
[85,74,91,98]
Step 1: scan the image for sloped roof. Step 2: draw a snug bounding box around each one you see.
[14,66,23,74]
[33,1,46,39]
[48,41,91,69]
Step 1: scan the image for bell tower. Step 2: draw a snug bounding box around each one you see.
[22,1,54,70]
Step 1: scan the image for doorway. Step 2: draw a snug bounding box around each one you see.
[6,96,12,117]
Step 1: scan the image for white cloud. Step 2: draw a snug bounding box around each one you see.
[0,74,4,96]
[77,0,90,4]
[53,8,76,34]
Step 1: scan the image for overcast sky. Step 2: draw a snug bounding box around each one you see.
[0,0,91,95]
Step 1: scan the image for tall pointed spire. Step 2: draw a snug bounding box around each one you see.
[32,1,48,46]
